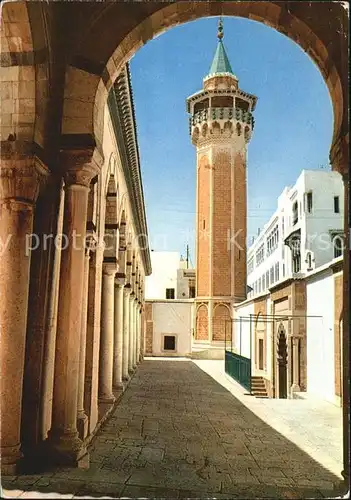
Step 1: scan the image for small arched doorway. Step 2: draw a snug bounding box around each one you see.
[277,325,288,399]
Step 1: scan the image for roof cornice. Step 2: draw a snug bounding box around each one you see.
[108,64,152,276]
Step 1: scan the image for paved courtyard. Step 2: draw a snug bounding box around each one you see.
[193,359,343,477]
[1,359,343,499]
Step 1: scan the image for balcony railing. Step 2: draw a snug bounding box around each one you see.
[191,107,254,127]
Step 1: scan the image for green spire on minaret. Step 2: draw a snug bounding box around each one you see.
[208,17,234,76]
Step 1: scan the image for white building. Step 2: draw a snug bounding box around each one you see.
[145,251,195,300]
[144,251,196,357]
[247,170,344,299]
[145,251,180,300]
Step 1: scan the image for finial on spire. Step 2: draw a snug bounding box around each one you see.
[217,17,224,41]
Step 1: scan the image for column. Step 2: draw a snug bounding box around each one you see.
[113,281,124,390]
[41,182,65,440]
[132,299,137,368]
[0,156,48,474]
[291,337,300,393]
[136,303,141,363]
[99,264,117,403]
[122,287,131,381]
[129,293,135,373]
[330,133,349,487]
[77,241,93,439]
[341,170,349,485]
[47,149,101,467]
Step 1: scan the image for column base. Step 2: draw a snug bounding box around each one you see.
[122,374,130,382]
[113,382,124,391]
[46,430,89,468]
[0,444,22,475]
[291,383,300,394]
[98,394,116,404]
[77,412,89,440]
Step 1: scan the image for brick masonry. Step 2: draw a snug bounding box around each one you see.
[144,302,153,355]
[212,303,231,342]
[196,304,208,341]
[212,150,231,297]
[197,154,211,297]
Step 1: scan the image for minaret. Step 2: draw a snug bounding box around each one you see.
[187,19,257,343]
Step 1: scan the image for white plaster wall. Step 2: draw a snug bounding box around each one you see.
[233,302,254,359]
[306,269,335,402]
[152,301,193,356]
[304,171,344,268]
[145,252,180,299]
[176,269,195,299]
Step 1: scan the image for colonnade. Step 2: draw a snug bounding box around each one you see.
[0,149,145,474]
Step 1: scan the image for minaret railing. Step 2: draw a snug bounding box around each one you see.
[191,107,254,128]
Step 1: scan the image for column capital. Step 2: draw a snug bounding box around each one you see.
[102,262,118,276]
[0,155,49,205]
[330,131,349,180]
[115,274,125,287]
[61,148,103,188]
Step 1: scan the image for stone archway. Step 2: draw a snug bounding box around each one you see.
[58,2,348,161]
[196,304,208,341]
[212,303,231,342]
[0,0,349,483]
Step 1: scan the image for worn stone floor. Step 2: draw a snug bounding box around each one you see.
[1,360,343,499]
[193,359,343,477]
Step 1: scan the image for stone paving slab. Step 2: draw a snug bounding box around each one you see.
[1,359,344,499]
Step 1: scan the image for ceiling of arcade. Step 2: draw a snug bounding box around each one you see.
[0,1,348,174]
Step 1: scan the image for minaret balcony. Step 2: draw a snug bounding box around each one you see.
[190,107,254,128]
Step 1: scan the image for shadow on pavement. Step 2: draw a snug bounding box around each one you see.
[1,360,346,499]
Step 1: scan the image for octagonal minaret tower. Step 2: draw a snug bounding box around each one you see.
[187,19,257,343]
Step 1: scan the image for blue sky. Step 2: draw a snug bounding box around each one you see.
[130,17,333,263]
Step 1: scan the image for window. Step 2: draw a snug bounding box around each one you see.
[266,270,269,289]
[333,236,343,258]
[270,266,274,284]
[258,278,262,293]
[266,224,279,256]
[248,256,254,275]
[275,263,279,282]
[307,252,313,270]
[292,201,298,225]
[163,335,176,351]
[307,192,313,213]
[262,274,265,291]
[292,253,301,273]
[334,196,340,213]
[189,285,195,298]
[166,288,175,299]
[256,243,265,266]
